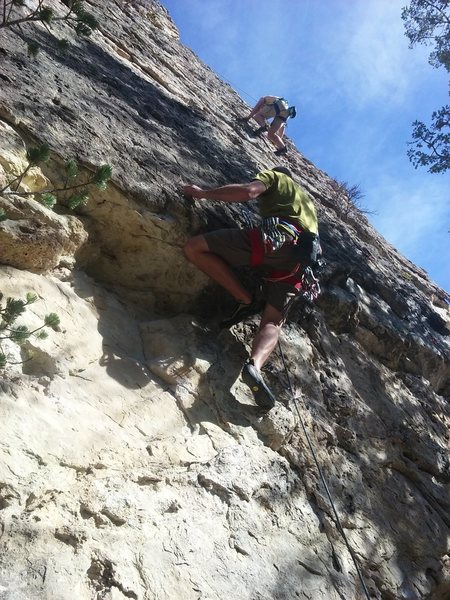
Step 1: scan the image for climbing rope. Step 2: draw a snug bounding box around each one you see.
[213,69,259,105]
[277,339,372,600]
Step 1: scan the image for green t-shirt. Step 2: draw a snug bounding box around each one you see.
[253,170,318,234]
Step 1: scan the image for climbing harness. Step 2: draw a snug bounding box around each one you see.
[249,217,303,262]
[277,341,372,600]
[247,221,323,295]
[273,97,289,115]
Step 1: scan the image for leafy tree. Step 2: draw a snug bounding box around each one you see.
[402,0,450,173]
[0,0,98,55]
[402,0,450,70]
[0,291,60,368]
[408,105,450,173]
[0,143,112,210]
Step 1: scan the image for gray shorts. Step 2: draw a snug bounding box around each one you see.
[204,228,300,314]
[260,103,289,121]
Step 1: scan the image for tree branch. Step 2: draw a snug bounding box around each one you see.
[1,180,91,196]
[421,0,450,26]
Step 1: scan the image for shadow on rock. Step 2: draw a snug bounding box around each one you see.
[70,270,157,390]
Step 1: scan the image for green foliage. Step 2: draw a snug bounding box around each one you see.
[0,293,60,368]
[93,164,113,190]
[57,38,70,51]
[2,297,26,325]
[1,0,99,48]
[26,292,38,304]
[10,325,30,344]
[407,106,450,173]
[44,313,60,330]
[38,6,54,25]
[78,12,98,31]
[402,0,450,172]
[41,193,57,208]
[26,144,50,165]
[0,146,112,215]
[65,158,78,180]
[27,42,39,57]
[68,191,89,209]
[68,1,84,12]
[74,21,90,36]
[402,0,450,71]
[63,0,98,31]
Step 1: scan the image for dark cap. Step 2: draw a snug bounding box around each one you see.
[272,166,292,178]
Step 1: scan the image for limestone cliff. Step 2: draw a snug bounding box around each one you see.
[0,2,449,599]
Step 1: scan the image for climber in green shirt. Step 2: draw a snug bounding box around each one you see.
[183,166,319,410]
[254,169,318,234]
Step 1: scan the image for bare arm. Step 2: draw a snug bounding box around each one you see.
[183,181,266,203]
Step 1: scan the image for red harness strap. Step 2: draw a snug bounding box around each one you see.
[248,228,265,267]
[247,228,303,289]
[265,269,303,290]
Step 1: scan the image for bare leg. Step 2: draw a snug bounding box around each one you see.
[246,97,265,120]
[250,303,285,369]
[184,235,252,304]
[241,98,269,129]
[267,118,286,150]
[253,113,267,127]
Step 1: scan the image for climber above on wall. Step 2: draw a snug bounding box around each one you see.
[183,166,319,410]
[238,96,297,156]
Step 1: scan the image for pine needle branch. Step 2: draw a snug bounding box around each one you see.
[0,294,60,367]
[0,144,111,210]
[0,0,98,36]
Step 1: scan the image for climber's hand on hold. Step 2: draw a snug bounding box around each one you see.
[182,184,203,199]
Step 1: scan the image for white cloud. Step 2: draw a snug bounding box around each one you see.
[288,0,435,113]
[331,0,435,107]
[368,176,449,256]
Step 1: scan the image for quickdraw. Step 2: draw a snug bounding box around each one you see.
[299,266,321,303]
[260,216,299,251]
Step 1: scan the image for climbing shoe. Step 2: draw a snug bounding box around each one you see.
[274,146,287,156]
[252,125,268,137]
[236,116,249,122]
[219,298,263,329]
[241,359,276,410]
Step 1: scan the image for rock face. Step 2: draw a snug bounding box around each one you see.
[0,2,449,599]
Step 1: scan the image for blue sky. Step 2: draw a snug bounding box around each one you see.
[163,0,449,294]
